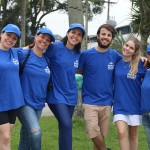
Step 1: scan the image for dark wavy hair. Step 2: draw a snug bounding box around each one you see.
[97,24,117,39]
[61,29,84,54]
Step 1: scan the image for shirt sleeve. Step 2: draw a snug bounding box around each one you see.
[45,44,53,59]
[17,48,29,66]
[78,51,86,70]
[138,60,147,77]
[116,50,123,62]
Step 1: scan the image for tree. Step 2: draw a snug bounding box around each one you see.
[20,0,26,47]
[130,0,150,54]
[68,0,83,24]
[0,0,105,45]
[0,0,20,30]
[26,0,67,35]
[67,0,105,49]
[68,0,86,49]
[0,0,67,44]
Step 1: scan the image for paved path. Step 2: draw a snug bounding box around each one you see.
[41,104,54,116]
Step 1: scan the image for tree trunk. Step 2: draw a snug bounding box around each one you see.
[68,0,84,25]
[140,34,149,55]
[21,0,26,47]
[138,0,150,54]
[68,0,86,50]
[68,0,85,118]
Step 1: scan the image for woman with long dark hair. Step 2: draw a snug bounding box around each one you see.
[46,23,85,150]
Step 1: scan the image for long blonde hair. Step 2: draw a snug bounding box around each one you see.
[128,37,141,76]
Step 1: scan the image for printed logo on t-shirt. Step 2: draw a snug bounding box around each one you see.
[45,66,50,74]
[74,60,79,68]
[108,62,114,70]
[127,72,136,80]
[12,58,19,65]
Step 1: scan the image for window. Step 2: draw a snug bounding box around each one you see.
[116,25,131,35]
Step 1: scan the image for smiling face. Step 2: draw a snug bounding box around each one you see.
[0,32,18,50]
[122,40,136,60]
[34,33,51,51]
[97,28,113,49]
[66,28,83,49]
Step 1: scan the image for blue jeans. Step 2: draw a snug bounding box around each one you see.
[17,105,42,150]
[48,104,75,150]
[142,113,150,150]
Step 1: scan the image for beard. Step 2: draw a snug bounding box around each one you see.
[97,39,112,49]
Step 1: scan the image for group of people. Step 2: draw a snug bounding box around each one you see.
[0,22,150,150]
[0,22,86,150]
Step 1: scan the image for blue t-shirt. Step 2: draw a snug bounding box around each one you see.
[141,69,150,113]
[78,47,122,106]
[113,60,146,115]
[45,42,79,106]
[0,48,24,111]
[18,49,50,110]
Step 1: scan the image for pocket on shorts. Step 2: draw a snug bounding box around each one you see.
[82,104,90,112]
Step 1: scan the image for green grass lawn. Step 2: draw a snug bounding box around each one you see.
[11,114,148,150]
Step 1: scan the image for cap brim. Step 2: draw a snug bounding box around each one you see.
[4,30,20,39]
[69,27,85,35]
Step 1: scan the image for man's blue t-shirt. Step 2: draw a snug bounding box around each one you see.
[78,47,122,106]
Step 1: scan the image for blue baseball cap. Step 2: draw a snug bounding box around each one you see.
[36,27,55,42]
[68,23,86,36]
[146,44,150,53]
[2,24,21,39]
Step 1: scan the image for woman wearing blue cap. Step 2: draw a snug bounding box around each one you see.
[46,23,85,150]
[141,44,150,150]
[0,24,24,149]
[17,27,55,150]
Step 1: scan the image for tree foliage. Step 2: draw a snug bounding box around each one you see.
[82,0,105,21]
[0,0,67,44]
[0,0,104,45]
[130,0,150,53]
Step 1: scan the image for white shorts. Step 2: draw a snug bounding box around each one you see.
[113,114,142,126]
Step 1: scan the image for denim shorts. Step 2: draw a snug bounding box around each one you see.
[142,113,150,127]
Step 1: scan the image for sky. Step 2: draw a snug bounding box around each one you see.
[41,0,132,37]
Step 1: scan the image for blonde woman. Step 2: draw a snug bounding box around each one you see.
[113,37,146,150]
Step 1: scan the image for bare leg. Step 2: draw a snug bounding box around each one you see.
[115,121,130,150]
[92,134,106,150]
[94,144,98,150]
[129,126,138,150]
[0,123,11,150]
